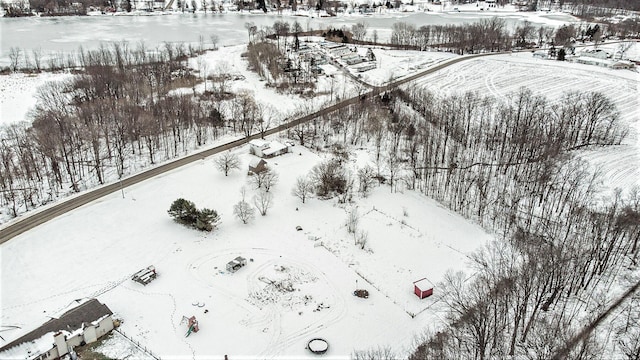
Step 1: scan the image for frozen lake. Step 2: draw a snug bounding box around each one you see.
[0,10,576,65]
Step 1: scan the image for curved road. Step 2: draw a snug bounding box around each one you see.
[0,50,504,244]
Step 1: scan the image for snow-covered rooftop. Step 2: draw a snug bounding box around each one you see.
[262,140,288,156]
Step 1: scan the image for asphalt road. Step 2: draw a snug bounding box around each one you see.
[0,50,504,244]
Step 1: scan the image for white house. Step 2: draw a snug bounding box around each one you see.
[0,299,115,360]
[249,139,289,158]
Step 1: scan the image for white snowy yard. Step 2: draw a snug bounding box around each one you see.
[0,142,493,358]
[1,36,639,358]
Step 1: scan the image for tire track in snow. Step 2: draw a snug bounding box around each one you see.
[186,247,347,358]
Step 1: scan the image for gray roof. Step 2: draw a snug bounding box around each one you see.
[0,298,113,352]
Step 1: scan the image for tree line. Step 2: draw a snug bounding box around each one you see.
[388,16,639,54]
[286,85,638,358]
[0,39,269,219]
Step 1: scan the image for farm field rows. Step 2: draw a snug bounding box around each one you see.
[411,52,640,195]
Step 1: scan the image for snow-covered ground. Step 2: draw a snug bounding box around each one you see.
[1,11,637,358]
[0,142,493,358]
[411,48,640,195]
[0,72,72,125]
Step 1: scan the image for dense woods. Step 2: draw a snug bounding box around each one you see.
[292,86,638,358]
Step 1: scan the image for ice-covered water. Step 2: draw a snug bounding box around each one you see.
[0,10,576,65]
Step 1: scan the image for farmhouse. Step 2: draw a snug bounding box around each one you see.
[248,139,289,158]
[413,278,434,299]
[0,299,114,360]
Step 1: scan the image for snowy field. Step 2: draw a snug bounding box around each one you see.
[411,49,640,195]
[0,143,493,358]
[0,72,72,125]
[1,13,638,356]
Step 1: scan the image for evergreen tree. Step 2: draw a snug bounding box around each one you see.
[168,198,198,225]
[558,48,566,61]
[195,208,221,231]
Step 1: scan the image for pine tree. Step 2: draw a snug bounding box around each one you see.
[168,198,198,225]
[195,208,221,231]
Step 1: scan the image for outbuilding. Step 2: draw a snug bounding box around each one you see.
[413,278,434,299]
[248,158,268,175]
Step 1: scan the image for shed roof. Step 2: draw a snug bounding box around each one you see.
[249,157,267,168]
[413,278,434,290]
[0,299,112,353]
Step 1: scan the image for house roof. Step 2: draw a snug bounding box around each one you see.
[248,157,267,168]
[413,278,434,290]
[262,141,288,156]
[0,298,113,353]
[249,139,269,148]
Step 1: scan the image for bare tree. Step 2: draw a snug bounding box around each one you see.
[215,151,240,176]
[253,189,273,216]
[351,21,369,41]
[32,48,43,72]
[345,207,359,234]
[353,346,396,359]
[209,34,219,50]
[357,165,376,197]
[233,199,255,224]
[292,176,314,203]
[245,22,257,42]
[617,41,634,60]
[250,169,279,191]
[8,47,21,72]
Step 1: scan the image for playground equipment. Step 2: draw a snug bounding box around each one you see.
[181,316,199,337]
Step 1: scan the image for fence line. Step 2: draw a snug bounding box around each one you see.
[114,328,162,360]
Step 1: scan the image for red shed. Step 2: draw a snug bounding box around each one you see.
[413,278,434,299]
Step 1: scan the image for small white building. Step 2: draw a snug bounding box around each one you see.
[249,139,289,158]
[0,299,115,360]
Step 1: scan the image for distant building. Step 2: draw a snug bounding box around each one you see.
[581,48,611,59]
[0,299,115,360]
[573,56,635,69]
[355,63,377,72]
